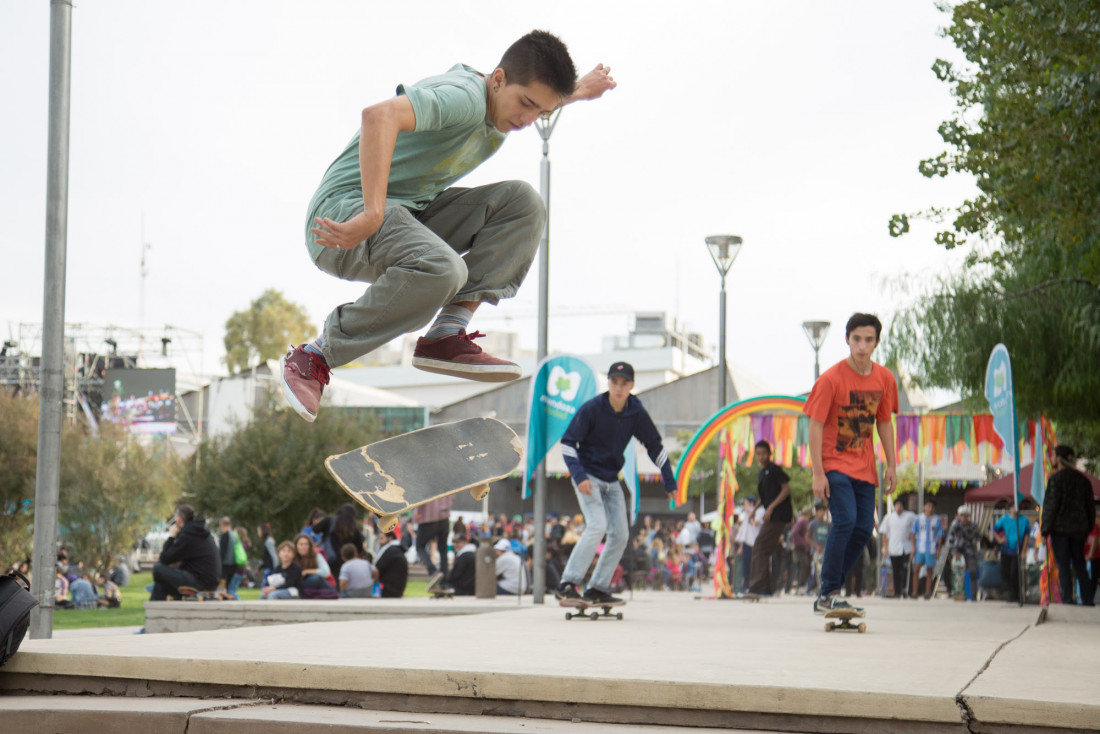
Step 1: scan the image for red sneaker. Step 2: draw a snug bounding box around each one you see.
[412,330,521,382]
[280,345,330,422]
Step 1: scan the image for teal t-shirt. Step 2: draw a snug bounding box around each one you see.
[305,64,506,261]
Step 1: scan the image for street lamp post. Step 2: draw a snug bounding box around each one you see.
[705,236,743,409]
[801,320,831,382]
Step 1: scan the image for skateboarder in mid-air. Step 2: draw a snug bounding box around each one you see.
[804,313,898,615]
[281,30,616,422]
[555,362,678,607]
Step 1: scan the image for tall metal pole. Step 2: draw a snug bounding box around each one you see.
[531,110,561,604]
[718,276,727,408]
[31,0,74,640]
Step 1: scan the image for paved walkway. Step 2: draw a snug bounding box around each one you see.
[2,592,1097,733]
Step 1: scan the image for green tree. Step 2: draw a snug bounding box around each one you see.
[0,391,37,567]
[888,0,1100,462]
[58,424,183,573]
[224,289,315,375]
[184,395,386,543]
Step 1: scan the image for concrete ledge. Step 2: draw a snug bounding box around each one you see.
[144,596,523,633]
[0,695,264,734]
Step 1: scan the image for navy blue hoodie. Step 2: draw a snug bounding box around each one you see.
[560,393,676,494]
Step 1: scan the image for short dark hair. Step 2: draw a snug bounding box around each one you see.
[845,313,882,341]
[176,504,195,524]
[754,440,772,454]
[340,543,359,561]
[498,30,577,99]
[1054,444,1075,462]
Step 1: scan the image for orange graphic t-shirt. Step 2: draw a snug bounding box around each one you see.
[802,360,898,485]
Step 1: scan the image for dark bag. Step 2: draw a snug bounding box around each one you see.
[0,570,38,666]
[302,585,339,600]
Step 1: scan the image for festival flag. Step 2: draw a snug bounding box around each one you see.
[1030,420,1046,506]
[985,344,1023,504]
[523,354,597,499]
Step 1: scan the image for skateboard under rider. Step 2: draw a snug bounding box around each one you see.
[325,417,523,533]
[823,607,867,633]
[560,597,625,620]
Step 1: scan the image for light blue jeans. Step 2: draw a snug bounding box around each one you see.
[561,476,629,593]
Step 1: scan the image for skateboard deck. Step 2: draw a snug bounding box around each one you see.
[325,417,523,533]
[560,598,625,620]
[823,608,867,633]
[177,586,222,602]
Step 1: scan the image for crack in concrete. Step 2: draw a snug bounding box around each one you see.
[183,697,276,733]
[954,624,1032,733]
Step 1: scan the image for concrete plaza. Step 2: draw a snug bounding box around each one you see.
[0,591,1096,733]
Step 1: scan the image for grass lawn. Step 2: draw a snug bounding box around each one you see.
[51,570,429,630]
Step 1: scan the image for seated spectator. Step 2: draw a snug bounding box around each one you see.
[494,538,527,595]
[447,534,477,596]
[70,571,98,610]
[665,547,684,591]
[262,541,303,599]
[150,504,221,601]
[294,533,337,591]
[338,544,376,598]
[96,572,122,608]
[55,569,71,609]
[375,528,408,598]
[109,559,131,588]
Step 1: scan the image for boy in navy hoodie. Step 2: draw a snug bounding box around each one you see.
[555,362,677,606]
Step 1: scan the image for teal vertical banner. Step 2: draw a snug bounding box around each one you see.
[524,354,597,499]
[621,440,639,526]
[984,343,1023,504]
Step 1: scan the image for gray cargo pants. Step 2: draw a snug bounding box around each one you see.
[312,180,545,368]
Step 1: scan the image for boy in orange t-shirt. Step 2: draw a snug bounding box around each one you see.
[803,313,898,614]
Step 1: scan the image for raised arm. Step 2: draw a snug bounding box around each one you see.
[566,64,616,104]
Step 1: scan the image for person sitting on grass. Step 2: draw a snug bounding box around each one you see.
[96,572,121,608]
[262,541,303,600]
[338,543,376,598]
[70,570,99,610]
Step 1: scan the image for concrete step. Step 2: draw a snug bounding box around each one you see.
[0,696,775,734]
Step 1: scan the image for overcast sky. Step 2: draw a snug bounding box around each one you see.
[1,1,976,399]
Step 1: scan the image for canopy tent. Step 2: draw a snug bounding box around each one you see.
[965,463,1100,504]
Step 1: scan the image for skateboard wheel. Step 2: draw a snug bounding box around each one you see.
[590,612,599,621]
[378,515,398,533]
[826,623,835,632]
[469,483,490,501]
[615,613,623,620]
[565,612,573,620]
[858,623,867,633]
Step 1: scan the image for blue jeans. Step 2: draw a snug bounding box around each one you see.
[561,476,629,593]
[820,471,876,596]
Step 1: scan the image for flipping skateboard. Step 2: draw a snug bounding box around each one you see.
[561,598,625,620]
[824,608,867,633]
[325,417,523,533]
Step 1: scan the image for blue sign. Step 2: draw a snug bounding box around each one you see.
[984,343,1023,504]
[524,355,597,499]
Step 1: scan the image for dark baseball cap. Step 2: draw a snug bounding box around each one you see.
[608,361,634,380]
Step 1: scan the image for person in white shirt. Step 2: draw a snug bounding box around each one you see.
[494,538,527,595]
[880,497,917,598]
[733,497,761,593]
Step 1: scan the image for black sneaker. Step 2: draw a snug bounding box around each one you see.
[814,594,864,615]
[555,582,582,602]
[583,588,624,606]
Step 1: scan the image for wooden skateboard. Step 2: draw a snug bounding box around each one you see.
[325,417,523,533]
[824,608,867,633]
[177,586,222,602]
[560,598,625,620]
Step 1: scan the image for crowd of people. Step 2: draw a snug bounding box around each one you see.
[4,549,127,612]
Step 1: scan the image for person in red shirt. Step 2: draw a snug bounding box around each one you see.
[803,313,898,614]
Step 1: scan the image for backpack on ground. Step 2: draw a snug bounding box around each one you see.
[0,569,38,667]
